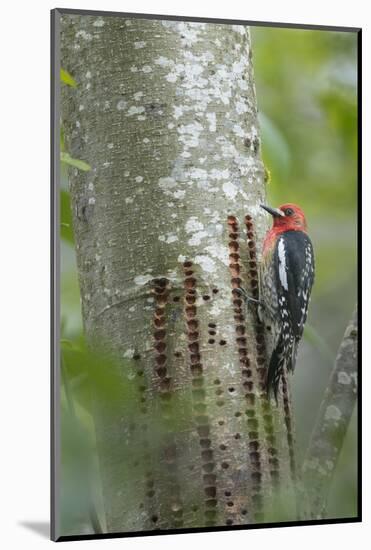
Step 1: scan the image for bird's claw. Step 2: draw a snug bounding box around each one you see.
[235,287,248,300]
[235,287,264,307]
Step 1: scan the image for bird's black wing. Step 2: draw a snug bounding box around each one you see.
[266,231,315,398]
[274,231,314,332]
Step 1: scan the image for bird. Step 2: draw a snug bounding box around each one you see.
[258,203,315,400]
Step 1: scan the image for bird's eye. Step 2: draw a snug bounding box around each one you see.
[285,208,294,216]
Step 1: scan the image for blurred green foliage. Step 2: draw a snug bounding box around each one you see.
[252,29,357,302]
[253,29,357,214]
[60,190,74,245]
[59,26,358,533]
[252,26,358,519]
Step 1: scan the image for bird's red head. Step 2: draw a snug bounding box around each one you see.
[261,203,307,232]
[261,203,308,254]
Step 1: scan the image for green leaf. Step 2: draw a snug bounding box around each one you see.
[61,151,91,172]
[60,190,74,245]
[61,68,77,87]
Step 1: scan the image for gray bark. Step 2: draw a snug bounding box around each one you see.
[61,14,296,533]
[302,309,358,519]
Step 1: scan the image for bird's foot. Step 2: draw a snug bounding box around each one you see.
[235,287,264,308]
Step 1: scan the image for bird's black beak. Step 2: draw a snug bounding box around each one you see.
[260,204,284,218]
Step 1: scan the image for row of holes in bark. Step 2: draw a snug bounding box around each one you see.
[173,288,219,303]
[152,279,184,527]
[163,441,184,528]
[243,213,266,487]
[135,394,155,505]
[243,217,268,496]
[153,279,172,404]
[183,260,218,526]
[227,216,263,514]
[245,215,280,485]
[129,310,155,513]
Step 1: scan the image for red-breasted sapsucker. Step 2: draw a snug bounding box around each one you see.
[259,203,315,400]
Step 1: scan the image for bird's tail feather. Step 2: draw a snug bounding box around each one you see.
[267,333,295,401]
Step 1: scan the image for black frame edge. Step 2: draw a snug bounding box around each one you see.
[50,8,55,543]
[356,27,362,523]
[56,516,361,543]
[55,7,361,33]
[51,7,62,543]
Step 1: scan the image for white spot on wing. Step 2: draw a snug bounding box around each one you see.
[278,239,288,290]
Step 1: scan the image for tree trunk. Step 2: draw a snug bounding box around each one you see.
[303,309,358,519]
[61,13,296,533]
